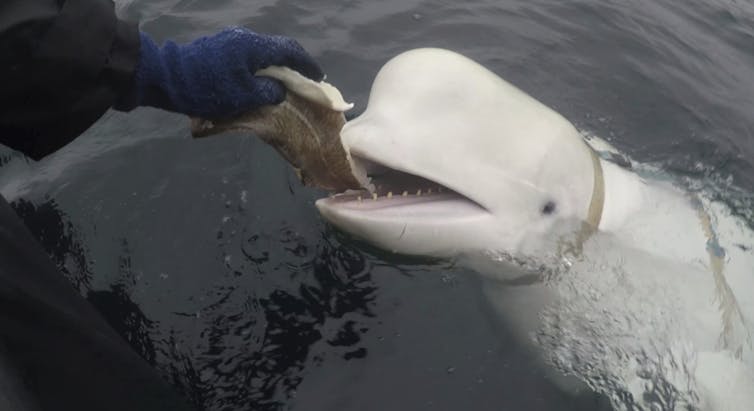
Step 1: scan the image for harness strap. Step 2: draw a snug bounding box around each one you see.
[693,198,751,357]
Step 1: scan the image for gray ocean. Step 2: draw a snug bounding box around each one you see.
[2,1,754,410]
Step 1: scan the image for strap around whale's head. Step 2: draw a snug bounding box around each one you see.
[585,147,605,231]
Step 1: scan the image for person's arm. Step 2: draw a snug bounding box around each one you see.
[0,0,323,161]
[0,0,139,160]
[114,28,324,119]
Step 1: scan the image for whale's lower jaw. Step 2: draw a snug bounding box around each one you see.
[315,193,494,257]
[315,151,498,257]
[316,192,485,220]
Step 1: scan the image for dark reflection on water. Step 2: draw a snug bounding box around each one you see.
[10,199,92,294]
[165,234,377,410]
[89,284,160,367]
[10,199,160,366]
[87,238,161,367]
[11,197,378,410]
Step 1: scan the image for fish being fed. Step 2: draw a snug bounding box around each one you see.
[190,66,371,192]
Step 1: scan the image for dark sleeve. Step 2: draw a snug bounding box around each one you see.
[0,0,140,160]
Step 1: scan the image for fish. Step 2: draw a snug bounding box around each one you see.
[190,66,371,192]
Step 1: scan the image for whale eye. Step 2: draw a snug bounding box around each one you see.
[541,201,557,215]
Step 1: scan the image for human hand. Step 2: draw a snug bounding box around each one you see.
[115,27,324,118]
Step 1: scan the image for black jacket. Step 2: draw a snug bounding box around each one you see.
[0,0,140,160]
[0,2,196,410]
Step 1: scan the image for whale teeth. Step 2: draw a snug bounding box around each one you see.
[350,187,446,201]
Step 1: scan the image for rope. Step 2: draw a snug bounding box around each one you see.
[692,197,751,357]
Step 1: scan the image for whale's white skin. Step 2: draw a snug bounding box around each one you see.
[315,48,754,410]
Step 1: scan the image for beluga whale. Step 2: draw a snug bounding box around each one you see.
[314,48,754,411]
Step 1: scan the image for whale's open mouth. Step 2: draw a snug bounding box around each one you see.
[316,154,488,218]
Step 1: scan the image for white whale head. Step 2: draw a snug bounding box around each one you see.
[316,48,600,259]
[314,50,754,409]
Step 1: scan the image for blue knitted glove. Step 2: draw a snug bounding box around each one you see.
[115,27,324,118]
